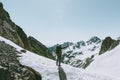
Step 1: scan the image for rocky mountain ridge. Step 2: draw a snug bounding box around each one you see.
[28,36,54,59]
[49,36,120,68]
[0,2,54,60]
[49,36,102,68]
[0,2,31,50]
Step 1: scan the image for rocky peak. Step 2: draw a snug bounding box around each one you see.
[0,2,10,21]
[62,42,73,47]
[99,36,119,55]
[76,41,86,48]
[86,36,101,45]
[0,2,31,50]
[77,41,86,46]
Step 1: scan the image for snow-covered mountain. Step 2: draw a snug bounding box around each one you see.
[49,36,102,68]
[0,36,119,80]
[1,2,120,80]
[86,41,120,79]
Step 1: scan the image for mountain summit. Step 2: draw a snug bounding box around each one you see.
[86,36,101,45]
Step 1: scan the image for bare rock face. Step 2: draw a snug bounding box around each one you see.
[99,37,119,55]
[0,40,42,80]
[0,2,53,59]
[28,36,55,60]
[16,25,31,50]
[0,2,31,51]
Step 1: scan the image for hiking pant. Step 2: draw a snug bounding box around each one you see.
[56,55,61,66]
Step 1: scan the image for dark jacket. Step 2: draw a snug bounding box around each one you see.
[56,45,68,56]
[56,45,62,57]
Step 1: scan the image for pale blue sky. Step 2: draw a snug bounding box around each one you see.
[1,0,120,46]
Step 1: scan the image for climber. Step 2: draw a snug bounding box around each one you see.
[56,44,68,66]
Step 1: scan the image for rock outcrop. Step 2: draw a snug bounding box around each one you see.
[99,37,119,55]
[0,2,31,51]
[28,36,55,60]
[0,40,42,80]
[16,25,31,50]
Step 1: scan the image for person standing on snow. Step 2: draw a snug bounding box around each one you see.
[56,44,68,66]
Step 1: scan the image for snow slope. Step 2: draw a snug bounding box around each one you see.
[19,51,119,80]
[0,36,119,80]
[86,43,120,79]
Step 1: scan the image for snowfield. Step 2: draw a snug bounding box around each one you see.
[0,36,120,80]
[19,51,119,80]
[86,42,120,79]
